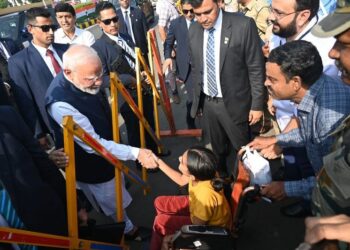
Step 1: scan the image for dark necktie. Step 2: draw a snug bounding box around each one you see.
[206,27,217,97]
[117,37,136,70]
[124,11,133,39]
[46,49,61,74]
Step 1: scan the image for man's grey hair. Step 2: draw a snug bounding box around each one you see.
[63,44,101,71]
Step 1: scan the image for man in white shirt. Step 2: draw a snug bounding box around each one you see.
[54,2,95,46]
[46,44,155,240]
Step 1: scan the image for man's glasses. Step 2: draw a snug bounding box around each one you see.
[182,9,194,15]
[83,72,103,85]
[30,24,58,32]
[100,16,119,25]
[268,6,299,20]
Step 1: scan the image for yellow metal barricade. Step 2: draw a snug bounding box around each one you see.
[109,72,166,192]
[147,29,202,138]
[0,116,150,249]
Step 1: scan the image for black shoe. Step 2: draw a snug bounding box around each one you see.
[124,226,152,242]
[155,149,171,157]
[280,201,312,218]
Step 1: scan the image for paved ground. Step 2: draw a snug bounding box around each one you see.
[89,80,306,250]
[87,18,306,250]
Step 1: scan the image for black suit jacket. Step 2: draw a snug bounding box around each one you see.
[117,7,149,58]
[0,106,67,235]
[0,38,19,84]
[0,38,20,56]
[8,43,68,138]
[92,32,136,86]
[189,11,266,122]
[164,16,191,82]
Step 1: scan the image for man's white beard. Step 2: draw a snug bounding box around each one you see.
[76,84,100,95]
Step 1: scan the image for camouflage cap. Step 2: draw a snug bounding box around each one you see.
[312,0,350,37]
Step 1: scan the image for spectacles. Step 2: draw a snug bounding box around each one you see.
[269,6,299,20]
[29,24,58,32]
[100,16,119,25]
[182,9,194,15]
[83,72,103,85]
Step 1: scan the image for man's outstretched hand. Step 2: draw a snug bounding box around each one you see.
[137,149,157,168]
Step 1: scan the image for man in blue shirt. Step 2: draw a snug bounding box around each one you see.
[248,40,350,202]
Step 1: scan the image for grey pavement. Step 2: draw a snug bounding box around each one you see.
[87,17,305,250]
[90,82,305,250]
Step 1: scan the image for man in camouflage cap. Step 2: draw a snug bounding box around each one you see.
[312,0,350,85]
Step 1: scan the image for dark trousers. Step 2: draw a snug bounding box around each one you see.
[283,147,315,181]
[184,68,195,129]
[120,91,157,152]
[203,96,249,177]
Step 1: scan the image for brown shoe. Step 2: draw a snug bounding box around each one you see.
[172,93,181,104]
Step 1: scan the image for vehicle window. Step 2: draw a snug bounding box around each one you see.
[0,13,20,41]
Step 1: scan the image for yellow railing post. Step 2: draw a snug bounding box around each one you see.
[62,116,79,249]
[110,72,124,223]
[137,45,162,155]
[135,47,148,192]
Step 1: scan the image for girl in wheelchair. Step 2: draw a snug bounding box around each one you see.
[147,146,232,250]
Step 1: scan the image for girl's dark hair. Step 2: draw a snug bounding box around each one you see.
[186,146,224,191]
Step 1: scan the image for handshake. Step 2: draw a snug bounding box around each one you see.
[137,148,161,169]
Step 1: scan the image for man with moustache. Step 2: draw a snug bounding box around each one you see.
[261,0,340,210]
[263,0,339,132]
[8,7,68,149]
[307,0,350,218]
[46,45,154,241]
[312,0,350,86]
[248,41,350,204]
[188,0,265,177]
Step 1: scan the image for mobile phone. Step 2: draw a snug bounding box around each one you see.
[181,225,229,236]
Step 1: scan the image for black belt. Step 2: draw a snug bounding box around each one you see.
[204,94,223,102]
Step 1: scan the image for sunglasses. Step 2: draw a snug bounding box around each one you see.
[100,16,119,25]
[182,9,194,14]
[30,24,58,32]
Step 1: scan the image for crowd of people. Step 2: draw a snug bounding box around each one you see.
[0,0,350,249]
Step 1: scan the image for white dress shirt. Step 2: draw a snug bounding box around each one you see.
[48,101,139,160]
[120,6,136,43]
[203,9,223,98]
[54,27,96,46]
[32,42,63,77]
